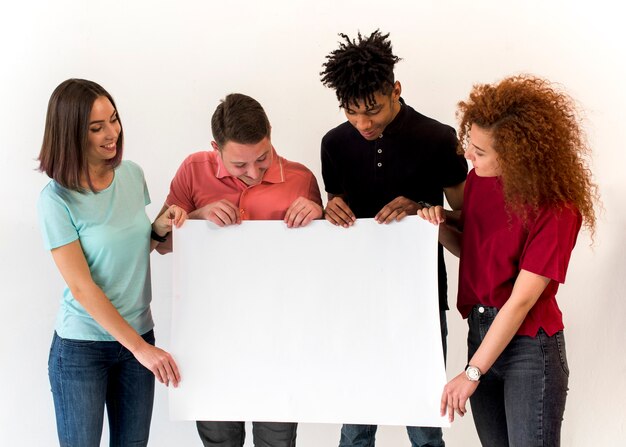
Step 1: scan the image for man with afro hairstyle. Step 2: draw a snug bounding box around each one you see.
[320,30,467,447]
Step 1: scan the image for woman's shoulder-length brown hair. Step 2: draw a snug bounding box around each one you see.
[38,78,124,192]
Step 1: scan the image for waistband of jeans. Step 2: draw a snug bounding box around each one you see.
[470,304,499,318]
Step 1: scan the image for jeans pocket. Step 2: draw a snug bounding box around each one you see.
[60,337,98,347]
[56,336,103,368]
[554,331,570,377]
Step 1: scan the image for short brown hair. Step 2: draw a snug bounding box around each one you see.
[38,79,124,192]
[211,93,270,147]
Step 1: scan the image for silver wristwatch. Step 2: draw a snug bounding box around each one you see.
[465,364,482,382]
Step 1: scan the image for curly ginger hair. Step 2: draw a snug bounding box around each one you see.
[457,75,597,234]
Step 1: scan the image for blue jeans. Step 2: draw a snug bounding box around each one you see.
[467,305,569,447]
[339,311,447,447]
[48,330,156,447]
[196,421,297,447]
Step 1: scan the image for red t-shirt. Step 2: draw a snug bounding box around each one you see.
[457,169,582,336]
[166,147,322,219]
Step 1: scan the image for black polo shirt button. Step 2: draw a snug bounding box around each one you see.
[377,149,382,153]
[377,162,382,167]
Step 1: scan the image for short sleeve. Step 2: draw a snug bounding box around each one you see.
[166,158,195,213]
[121,160,151,206]
[519,206,582,283]
[320,134,343,195]
[437,127,468,188]
[143,176,151,206]
[129,160,151,206]
[37,184,79,250]
[306,171,323,206]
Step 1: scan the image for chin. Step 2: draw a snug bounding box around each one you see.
[241,178,260,186]
[361,132,379,141]
[475,169,498,178]
[101,150,117,159]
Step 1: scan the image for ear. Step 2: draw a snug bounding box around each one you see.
[392,81,402,101]
[210,141,220,152]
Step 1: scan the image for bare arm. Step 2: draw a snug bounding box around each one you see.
[443,180,465,226]
[438,221,462,258]
[51,240,180,386]
[441,269,550,421]
[469,270,550,374]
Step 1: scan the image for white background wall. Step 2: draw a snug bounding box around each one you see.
[1,0,624,445]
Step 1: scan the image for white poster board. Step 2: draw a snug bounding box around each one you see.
[170,217,448,427]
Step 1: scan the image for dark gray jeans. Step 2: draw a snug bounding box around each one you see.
[468,305,569,447]
[197,421,297,447]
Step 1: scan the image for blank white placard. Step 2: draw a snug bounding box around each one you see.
[170,216,449,427]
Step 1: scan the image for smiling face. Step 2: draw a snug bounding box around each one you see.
[86,96,121,167]
[216,136,273,186]
[465,124,502,177]
[344,82,402,141]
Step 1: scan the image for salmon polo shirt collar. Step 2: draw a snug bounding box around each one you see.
[214,146,285,184]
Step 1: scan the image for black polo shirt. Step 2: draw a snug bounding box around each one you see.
[321,100,468,310]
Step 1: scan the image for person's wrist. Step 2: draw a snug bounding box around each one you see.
[465,364,482,382]
[151,230,168,243]
[152,221,169,236]
[126,334,147,354]
[151,223,169,241]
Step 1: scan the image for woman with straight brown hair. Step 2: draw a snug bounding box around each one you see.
[38,78,186,446]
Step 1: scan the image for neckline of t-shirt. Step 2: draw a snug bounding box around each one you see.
[85,164,119,195]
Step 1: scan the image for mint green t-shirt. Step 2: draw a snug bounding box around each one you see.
[38,160,154,340]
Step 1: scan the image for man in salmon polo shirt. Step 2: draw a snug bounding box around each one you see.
[155,93,322,447]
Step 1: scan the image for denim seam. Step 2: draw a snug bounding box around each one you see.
[555,331,570,376]
[108,381,119,445]
[56,337,71,446]
[539,330,547,447]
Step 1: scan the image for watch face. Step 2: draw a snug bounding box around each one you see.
[466,366,481,381]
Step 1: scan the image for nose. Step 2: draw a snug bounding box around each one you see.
[354,115,371,131]
[464,146,474,161]
[105,121,120,140]
[246,164,260,180]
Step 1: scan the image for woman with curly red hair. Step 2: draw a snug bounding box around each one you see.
[420,75,597,446]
